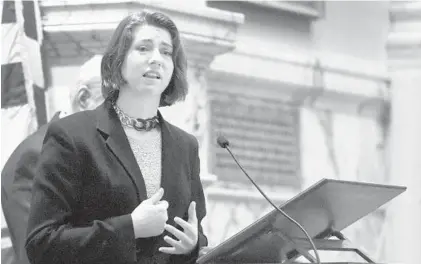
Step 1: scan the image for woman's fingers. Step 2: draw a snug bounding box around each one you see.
[159,201,199,255]
[164,223,191,243]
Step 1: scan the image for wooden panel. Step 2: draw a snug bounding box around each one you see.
[210,91,301,187]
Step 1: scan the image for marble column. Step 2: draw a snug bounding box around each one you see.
[186,62,211,181]
[384,1,421,263]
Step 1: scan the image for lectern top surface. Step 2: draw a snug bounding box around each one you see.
[197,179,406,264]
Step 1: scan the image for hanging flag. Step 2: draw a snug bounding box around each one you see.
[1,0,27,108]
[1,0,47,127]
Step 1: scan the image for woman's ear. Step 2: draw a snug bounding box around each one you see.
[76,85,92,110]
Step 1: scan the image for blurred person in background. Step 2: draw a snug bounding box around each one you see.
[25,10,208,264]
[1,55,104,264]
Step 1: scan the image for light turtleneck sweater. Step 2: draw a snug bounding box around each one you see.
[123,126,162,198]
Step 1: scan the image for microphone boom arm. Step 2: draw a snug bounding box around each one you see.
[223,144,321,264]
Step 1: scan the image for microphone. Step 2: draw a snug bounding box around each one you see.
[216,136,230,148]
[216,135,321,264]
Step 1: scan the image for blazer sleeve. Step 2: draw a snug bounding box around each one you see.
[25,122,137,264]
[170,137,208,264]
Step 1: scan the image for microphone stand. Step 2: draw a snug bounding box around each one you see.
[222,143,321,264]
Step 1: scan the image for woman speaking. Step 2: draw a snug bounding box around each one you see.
[25,10,208,264]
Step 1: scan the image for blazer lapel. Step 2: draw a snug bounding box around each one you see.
[159,111,183,209]
[95,100,147,201]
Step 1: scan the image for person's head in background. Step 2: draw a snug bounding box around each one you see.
[100,10,188,107]
[69,54,105,114]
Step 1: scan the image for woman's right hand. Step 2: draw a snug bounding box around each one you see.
[131,188,169,238]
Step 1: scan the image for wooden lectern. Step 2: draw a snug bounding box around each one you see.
[197,179,406,264]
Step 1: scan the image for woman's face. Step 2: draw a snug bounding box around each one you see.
[121,24,174,96]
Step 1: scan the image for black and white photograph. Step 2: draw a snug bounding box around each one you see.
[1,1,420,264]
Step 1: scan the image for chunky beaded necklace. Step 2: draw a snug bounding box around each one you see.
[113,103,159,132]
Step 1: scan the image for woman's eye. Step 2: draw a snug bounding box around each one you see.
[137,46,148,52]
[162,50,173,56]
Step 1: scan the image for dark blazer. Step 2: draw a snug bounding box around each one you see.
[1,112,61,264]
[25,100,208,264]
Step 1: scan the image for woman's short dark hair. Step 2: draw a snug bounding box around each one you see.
[101,11,188,107]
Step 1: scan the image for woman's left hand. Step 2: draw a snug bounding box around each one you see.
[159,201,198,255]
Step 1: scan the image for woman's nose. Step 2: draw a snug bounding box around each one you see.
[149,48,163,66]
